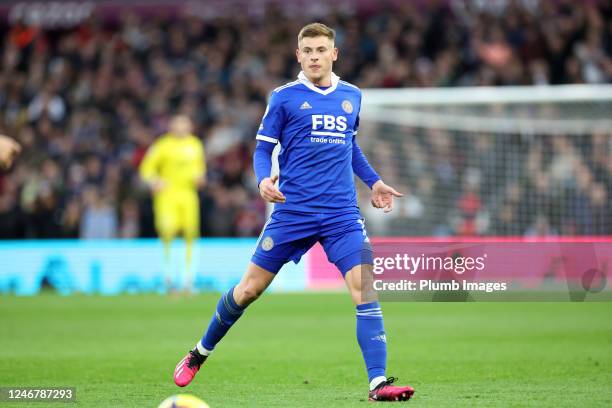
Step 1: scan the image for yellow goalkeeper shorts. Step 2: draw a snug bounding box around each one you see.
[153,189,200,239]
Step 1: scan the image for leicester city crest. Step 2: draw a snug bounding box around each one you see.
[262,236,274,251]
[341,100,353,114]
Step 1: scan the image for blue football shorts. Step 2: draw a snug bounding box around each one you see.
[251,209,373,276]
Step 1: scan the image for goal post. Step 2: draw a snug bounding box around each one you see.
[358,84,612,237]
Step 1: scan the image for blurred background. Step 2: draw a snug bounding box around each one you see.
[0,0,611,294]
[0,0,610,241]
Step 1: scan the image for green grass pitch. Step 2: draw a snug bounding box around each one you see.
[1,293,611,407]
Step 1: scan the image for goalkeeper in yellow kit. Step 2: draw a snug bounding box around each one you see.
[140,115,206,292]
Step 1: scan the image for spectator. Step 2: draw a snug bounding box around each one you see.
[80,186,118,239]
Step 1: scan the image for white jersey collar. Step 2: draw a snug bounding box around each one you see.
[297,71,340,95]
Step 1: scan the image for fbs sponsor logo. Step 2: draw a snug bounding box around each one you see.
[311,114,348,132]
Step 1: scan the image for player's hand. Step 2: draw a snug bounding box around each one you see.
[259,175,286,203]
[371,180,403,213]
[196,176,206,189]
[0,135,21,169]
[150,179,166,194]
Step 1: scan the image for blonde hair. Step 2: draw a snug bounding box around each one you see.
[298,23,335,44]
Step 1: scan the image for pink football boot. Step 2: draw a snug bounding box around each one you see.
[174,349,207,387]
[368,377,415,402]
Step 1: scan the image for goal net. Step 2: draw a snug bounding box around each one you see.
[358,85,612,237]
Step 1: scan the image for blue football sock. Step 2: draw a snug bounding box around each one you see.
[356,301,387,386]
[200,286,245,352]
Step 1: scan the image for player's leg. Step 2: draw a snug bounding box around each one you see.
[195,213,308,356]
[174,210,318,387]
[346,264,413,401]
[154,194,178,292]
[180,191,200,293]
[161,237,175,291]
[199,262,275,352]
[193,220,315,355]
[321,212,414,401]
[345,265,389,390]
[174,262,276,387]
[184,235,194,291]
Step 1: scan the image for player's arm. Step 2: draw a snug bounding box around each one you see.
[254,90,286,203]
[351,96,380,189]
[352,137,402,212]
[194,141,207,189]
[352,137,380,188]
[254,141,285,203]
[139,139,165,193]
[0,135,21,169]
[351,96,402,212]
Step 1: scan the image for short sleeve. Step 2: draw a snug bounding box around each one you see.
[256,91,285,144]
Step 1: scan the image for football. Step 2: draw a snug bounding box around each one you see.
[158,394,210,408]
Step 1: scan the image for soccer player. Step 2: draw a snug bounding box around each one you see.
[0,135,21,169]
[140,114,206,293]
[174,23,414,401]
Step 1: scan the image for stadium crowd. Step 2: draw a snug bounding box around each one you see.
[0,0,610,238]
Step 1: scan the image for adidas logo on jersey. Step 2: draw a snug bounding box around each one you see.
[300,101,312,109]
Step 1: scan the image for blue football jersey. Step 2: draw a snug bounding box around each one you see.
[256,71,362,213]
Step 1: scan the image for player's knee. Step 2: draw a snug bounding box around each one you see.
[242,288,260,303]
[235,283,264,306]
[345,264,378,305]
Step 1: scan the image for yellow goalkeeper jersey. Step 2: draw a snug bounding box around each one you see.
[139,133,206,192]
